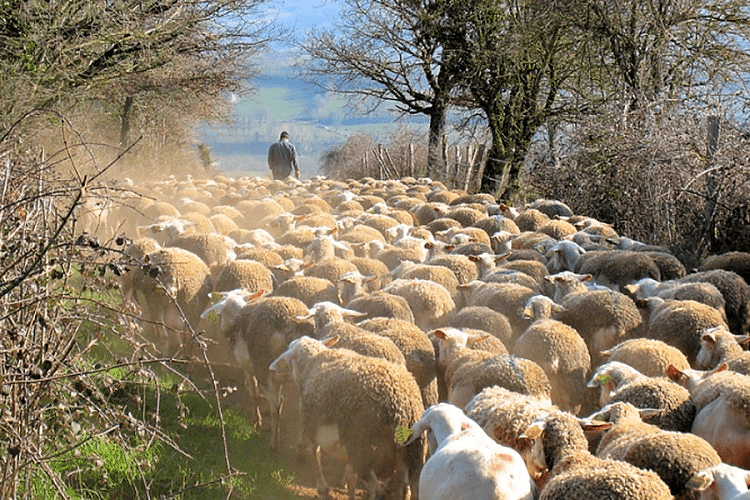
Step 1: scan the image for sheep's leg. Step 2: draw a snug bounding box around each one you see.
[243,374,264,428]
[265,378,284,449]
[314,444,332,499]
[343,464,358,500]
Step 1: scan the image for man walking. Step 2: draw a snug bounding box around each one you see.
[267,131,300,180]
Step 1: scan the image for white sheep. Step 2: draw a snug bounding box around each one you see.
[696,325,750,375]
[402,402,537,500]
[269,336,424,500]
[687,463,750,500]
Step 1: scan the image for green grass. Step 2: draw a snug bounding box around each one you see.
[29,378,300,499]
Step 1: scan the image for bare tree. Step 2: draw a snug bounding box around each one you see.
[0,0,278,141]
[303,0,467,178]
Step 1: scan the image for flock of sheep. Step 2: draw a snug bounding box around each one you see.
[96,172,750,500]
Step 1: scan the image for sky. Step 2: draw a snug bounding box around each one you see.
[198,0,424,177]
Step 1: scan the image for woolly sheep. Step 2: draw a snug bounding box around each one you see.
[269,336,424,499]
[459,281,537,340]
[538,219,577,240]
[588,361,695,432]
[680,269,750,336]
[668,364,750,468]
[426,253,480,284]
[697,325,750,375]
[346,290,416,323]
[700,251,750,285]
[514,209,550,232]
[273,275,340,307]
[529,199,574,219]
[382,278,456,331]
[465,386,557,484]
[448,352,551,411]
[212,259,274,294]
[440,306,514,345]
[625,277,728,319]
[687,463,750,500]
[390,261,460,301]
[402,402,537,500]
[520,410,672,499]
[553,287,642,365]
[640,250,686,280]
[591,401,721,498]
[599,338,691,377]
[514,295,592,414]
[125,246,213,354]
[646,298,728,365]
[545,240,586,274]
[358,317,439,407]
[579,250,662,292]
[305,301,406,366]
[232,295,313,444]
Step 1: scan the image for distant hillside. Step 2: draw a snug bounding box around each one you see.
[197,74,425,178]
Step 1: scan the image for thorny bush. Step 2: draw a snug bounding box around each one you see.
[0,119,234,498]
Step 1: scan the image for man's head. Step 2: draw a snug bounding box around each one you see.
[280,131,289,140]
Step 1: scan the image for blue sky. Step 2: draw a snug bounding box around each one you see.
[199,0,424,177]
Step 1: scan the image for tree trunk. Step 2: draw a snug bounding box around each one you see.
[119,95,133,148]
[427,102,448,179]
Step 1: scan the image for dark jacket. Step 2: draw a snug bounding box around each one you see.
[267,139,299,179]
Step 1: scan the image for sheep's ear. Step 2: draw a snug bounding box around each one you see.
[666,364,686,381]
[581,274,593,282]
[737,335,750,349]
[599,349,612,360]
[432,329,448,340]
[581,420,613,432]
[638,408,663,421]
[701,330,718,345]
[323,335,339,348]
[686,471,714,492]
[467,254,479,262]
[249,289,266,300]
[714,363,729,374]
[521,421,546,440]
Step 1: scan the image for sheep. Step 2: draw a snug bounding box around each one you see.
[514,295,592,414]
[390,261,460,301]
[346,290,416,323]
[625,278,728,318]
[303,258,360,290]
[696,325,750,375]
[687,463,750,500]
[431,328,510,403]
[305,301,406,366]
[529,199,574,219]
[668,364,750,468]
[228,294,314,446]
[640,250,687,280]
[234,245,284,268]
[440,306,514,346]
[646,298,728,365]
[447,351,551,411]
[553,286,643,365]
[599,338,691,377]
[381,278,456,331]
[519,410,673,499]
[273,275,340,307]
[538,219,577,240]
[590,401,721,498]
[700,251,750,285]
[358,317,439,407]
[124,246,213,355]
[269,336,424,500]
[212,259,274,294]
[458,281,537,340]
[425,252,479,284]
[464,386,557,485]
[579,250,662,292]
[513,209,550,232]
[587,361,695,432]
[401,402,537,500]
[680,269,750,336]
[545,240,586,274]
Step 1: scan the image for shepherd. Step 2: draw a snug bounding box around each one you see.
[267,131,300,180]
